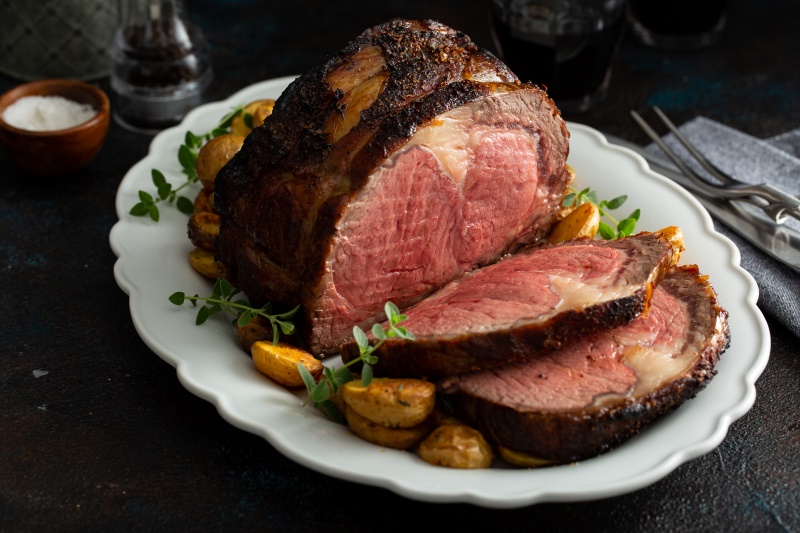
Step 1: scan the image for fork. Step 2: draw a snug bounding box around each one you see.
[630,106,800,225]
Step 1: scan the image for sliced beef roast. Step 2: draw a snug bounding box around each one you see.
[214,19,571,355]
[438,265,730,465]
[340,230,678,377]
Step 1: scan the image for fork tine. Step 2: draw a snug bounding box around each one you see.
[629,110,705,184]
[631,108,800,225]
[652,106,735,186]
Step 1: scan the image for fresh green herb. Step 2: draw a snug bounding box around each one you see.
[562,186,641,240]
[169,277,299,345]
[298,302,415,423]
[130,105,245,222]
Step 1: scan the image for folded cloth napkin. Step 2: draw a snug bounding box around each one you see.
[645,116,800,338]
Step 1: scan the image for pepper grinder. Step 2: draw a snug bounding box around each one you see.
[110,0,213,132]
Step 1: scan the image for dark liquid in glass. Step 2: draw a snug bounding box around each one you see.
[490,8,624,103]
[628,0,729,35]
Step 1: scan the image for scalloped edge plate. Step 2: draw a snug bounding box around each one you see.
[110,76,769,508]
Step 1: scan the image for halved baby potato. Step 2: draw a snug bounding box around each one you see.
[341,378,436,428]
[195,133,245,192]
[417,423,494,469]
[251,341,323,388]
[548,201,600,243]
[230,99,276,137]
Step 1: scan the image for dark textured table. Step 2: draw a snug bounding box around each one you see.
[2,1,798,531]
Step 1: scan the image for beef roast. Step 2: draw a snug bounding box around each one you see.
[339,231,677,377]
[438,265,730,465]
[214,19,571,355]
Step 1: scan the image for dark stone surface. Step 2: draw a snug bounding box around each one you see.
[1,0,798,531]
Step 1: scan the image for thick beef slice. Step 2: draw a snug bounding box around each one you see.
[339,231,676,377]
[439,265,730,465]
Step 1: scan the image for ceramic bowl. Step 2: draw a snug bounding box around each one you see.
[0,79,110,178]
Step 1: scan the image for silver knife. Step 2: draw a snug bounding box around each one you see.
[606,134,800,273]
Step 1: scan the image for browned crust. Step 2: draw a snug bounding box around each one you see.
[339,232,675,377]
[444,265,731,465]
[214,19,565,354]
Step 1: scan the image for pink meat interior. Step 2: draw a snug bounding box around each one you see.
[448,277,691,412]
[319,95,558,347]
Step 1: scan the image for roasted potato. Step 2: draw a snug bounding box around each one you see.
[193,187,215,215]
[188,247,221,280]
[497,445,552,468]
[341,378,436,428]
[251,341,323,388]
[344,405,432,450]
[231,99,276,137]
[195,133,245,191]
[252,100,275,127]
[656,225,685,265]
[187,211,220,252]
[417,423,494,469]
[547,201,600,243]
[235,315,274,353]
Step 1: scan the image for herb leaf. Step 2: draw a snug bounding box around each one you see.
[564,185,641,240]
[299,302,413,422]
[169,279,299,344]
[131,105,244,222]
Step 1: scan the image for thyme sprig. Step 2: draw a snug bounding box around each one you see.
[130,105,245,222]
[298,302,415,423]
[169,278,299,345]
[563,186,641,240]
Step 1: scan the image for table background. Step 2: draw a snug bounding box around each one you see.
[2,0,798,531]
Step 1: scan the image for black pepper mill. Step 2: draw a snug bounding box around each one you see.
[110,0,213,132]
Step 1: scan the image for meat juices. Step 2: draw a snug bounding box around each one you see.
[214,19,571,355]
[439,266,731,464]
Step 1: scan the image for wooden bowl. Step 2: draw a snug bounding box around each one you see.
[0,79,110,178]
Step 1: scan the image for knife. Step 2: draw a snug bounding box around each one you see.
[605,134,800,274]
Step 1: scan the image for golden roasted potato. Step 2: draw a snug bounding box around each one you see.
[417,423,494,469]
[497,445,552,468]
[344,406,432,450]
[188,247,221,280]
[235,315,274,353]
[195,133,245,191]
[547,201,600,243]
[656,225,685,265]
[252,100,275,127]
[193,188,215,215]
[187,211,220,252]
[251,341,323,388]
[341,378,436,428]
[231,99,276,137]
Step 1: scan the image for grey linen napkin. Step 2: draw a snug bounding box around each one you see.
[645,117,800,338]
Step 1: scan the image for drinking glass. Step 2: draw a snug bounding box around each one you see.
[490,0,626,113]
[626,0,731,50]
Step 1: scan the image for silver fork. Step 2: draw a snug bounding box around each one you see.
[630,106,800,225]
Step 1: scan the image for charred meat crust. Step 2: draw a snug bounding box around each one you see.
[442,265,730,464]
[350,80,493,185]
[214,18,564,354]
[339,232,675,377]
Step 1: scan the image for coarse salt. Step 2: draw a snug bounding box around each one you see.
[2,95,96,131]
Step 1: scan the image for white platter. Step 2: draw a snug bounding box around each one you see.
[110,76,770,508]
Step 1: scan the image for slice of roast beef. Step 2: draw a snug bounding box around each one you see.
[438,265,730,465]
[214,19,571,355]
[339,230,678,377]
